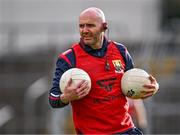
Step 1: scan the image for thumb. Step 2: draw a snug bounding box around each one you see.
[66,78,72,87]
[60,94,69,104]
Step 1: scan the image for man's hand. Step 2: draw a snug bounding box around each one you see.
[60,78,90,103]
[141,75,159,99]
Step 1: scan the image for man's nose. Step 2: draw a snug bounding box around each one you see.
[82,25,89,32]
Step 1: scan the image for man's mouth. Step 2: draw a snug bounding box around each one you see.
[83,36,91,40]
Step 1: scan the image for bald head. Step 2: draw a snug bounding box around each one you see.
[79,7,106,23]
[78,7,107,49]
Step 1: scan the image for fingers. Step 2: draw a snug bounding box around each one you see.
[76,80,87,89]
[141,75,158,99]
[143,84,156,89]
[149,75,156,84]
[140,87,155,99]
[76,80,88,93]
[141,93,154,99]
[141,88,155,93]
[143,74,159,94]
[77,86,90,98]
[149,75,159,89]
[76,80,90,99]
[62,79,90,102]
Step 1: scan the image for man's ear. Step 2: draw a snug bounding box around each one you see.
[102,23,108,31]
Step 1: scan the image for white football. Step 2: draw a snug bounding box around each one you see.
[121,68,151,99]
[59,68,91,93]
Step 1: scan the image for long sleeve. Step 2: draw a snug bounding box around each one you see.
[49,49,75,108]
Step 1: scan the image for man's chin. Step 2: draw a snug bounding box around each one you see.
[83,40,93,46]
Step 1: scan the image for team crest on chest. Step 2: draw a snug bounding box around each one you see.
[112,60,123,73]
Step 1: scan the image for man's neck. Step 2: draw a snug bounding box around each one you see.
[91,35,104,49]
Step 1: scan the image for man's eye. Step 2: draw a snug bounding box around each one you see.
[79,25,84,28]
[87,24,94,27]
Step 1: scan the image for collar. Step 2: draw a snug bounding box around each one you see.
[79,37,110,57]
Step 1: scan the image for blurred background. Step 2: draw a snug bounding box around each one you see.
[0,0,180,134]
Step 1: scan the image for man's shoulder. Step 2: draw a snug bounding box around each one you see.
[59,42,80,57]
[71,42,80,48]
[59,48,75,58]
[111,41,126,48]
[110,41,127,52]
[58,48,75,67]
[61,49,72,55]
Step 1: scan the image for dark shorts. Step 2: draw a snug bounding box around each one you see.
[114,127,143,135]
[76,127,143,135]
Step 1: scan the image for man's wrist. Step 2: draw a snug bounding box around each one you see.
[60,96,69,104]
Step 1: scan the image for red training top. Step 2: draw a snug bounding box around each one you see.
[71,42,134,134]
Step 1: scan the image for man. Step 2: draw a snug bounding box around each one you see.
[49,7,159,134]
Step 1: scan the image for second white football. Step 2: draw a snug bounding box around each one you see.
[121,68,151,99]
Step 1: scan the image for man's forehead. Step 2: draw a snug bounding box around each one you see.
[79,11,102,23]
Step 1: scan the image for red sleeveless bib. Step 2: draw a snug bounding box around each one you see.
[71,42,134,134]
